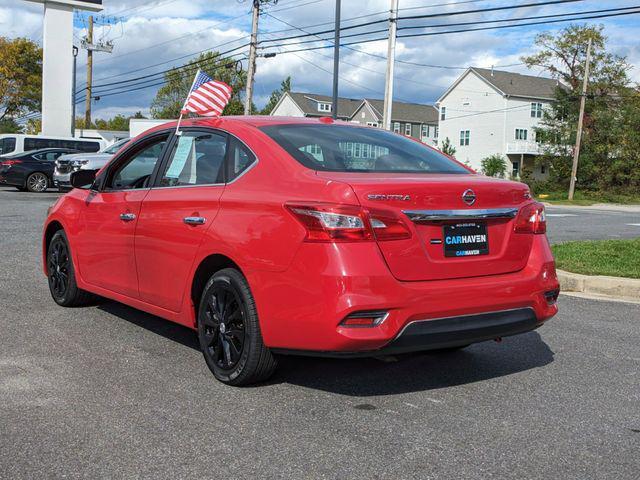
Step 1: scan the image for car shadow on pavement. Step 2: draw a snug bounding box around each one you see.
[97,300,554,396]
[273,333,554,396]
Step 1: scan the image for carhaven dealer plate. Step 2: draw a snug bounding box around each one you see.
[443,222,489,257]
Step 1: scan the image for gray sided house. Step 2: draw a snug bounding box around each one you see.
[269,92,362,120]
[270,92,439,146]
[350,99,439,146]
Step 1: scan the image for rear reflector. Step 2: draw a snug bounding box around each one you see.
[544,289,560,305]
[340,310,389,327]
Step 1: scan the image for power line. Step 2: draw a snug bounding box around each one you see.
[259,7,640,54]
[259,0,586,45]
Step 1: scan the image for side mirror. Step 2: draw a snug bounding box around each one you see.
[70,169,98,189]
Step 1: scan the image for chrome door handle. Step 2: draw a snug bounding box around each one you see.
[120,213,136,222]
[183,216,206,225]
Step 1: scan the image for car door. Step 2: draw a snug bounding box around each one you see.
[74,132,170,298]
[134,128,233,312]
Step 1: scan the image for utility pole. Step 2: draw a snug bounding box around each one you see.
[331,0,341,120]
[80,15,114,128]
[568,38,592,201]
[71,45,78,136]
[244,0,260,115]
[382,0,399,130]
[84,15,93,127]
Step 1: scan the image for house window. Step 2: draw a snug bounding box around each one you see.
[459,130,470,146]
[434,126,439,138]
[512,161,520,178]
[541,163,546,174]
[405,123,412,136]
[515,129,528,140]
[366,122,378,127]
[421,124,428,139]
[531,102,543,118]
[393,122,400,133]
[440,106,446,121]
[318,102,332,112]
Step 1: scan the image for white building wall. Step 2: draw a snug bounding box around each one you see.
[437,73,505,170]
[503,96,549,152]
[270,94,305,116]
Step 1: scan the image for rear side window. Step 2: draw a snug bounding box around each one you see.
[260,124,468,174]
[227,137,255,181]
[160,131,227,187]
[0,137,16,155]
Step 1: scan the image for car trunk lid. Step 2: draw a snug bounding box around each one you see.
[317,172,533,281]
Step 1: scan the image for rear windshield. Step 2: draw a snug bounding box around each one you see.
[260,124,468,174]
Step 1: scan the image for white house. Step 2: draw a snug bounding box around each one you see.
[437,67,562,178]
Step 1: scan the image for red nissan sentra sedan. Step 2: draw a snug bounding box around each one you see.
[42,116,559,385]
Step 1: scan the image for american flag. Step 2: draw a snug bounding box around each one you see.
[181,70,232,117]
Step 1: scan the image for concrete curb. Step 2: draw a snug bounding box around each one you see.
[541,202,640,213]
[557,269,640,302]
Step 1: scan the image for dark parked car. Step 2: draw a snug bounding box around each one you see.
[0,148,79,192]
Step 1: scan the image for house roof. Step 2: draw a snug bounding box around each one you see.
[437,67,563,104]
[470,68,561,99]
[363,99,439,123]
[287,92,362,119]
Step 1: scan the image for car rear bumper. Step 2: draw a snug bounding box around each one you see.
[248,234,559,354]
[272,307,540,357]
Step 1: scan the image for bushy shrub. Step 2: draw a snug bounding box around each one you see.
[481,154,507,178]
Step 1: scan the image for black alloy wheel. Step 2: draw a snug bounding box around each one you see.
[198,268,276,386]
[47,230,95,307]
[48,237,70,299]
[201,283,246,371]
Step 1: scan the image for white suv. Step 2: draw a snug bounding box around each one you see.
[54,138,129,191]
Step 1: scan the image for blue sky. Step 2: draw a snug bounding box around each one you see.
[3,0,639,120]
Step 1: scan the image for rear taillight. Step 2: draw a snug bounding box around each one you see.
[368,209,412,241]
[286,203,412,242]
[514,202,546,234]
[1,160,21,166]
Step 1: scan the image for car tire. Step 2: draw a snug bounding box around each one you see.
[26,172,49,192]
[198,268,277,386]
[47,230,96,307]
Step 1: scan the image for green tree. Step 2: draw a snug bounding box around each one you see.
[481,154,507,178]
[521,24,638,194]
[0,117,21,133]
[150,52,246,119]
[260,76,291,115]
[440,137,456,157]
[0,37,42,123]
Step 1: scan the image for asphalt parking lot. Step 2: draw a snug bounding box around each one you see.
[1,186,639,479]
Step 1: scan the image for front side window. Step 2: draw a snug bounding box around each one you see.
[160,131,226,187]
[109,136,168,190]
[459,130,470,146]
[260,124,468,174]
[0,137,16,155]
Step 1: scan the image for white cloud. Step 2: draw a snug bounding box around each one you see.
[3,0,639,118]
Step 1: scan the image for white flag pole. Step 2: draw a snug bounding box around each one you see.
[176,68,201,135]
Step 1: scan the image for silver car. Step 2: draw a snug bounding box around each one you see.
[54,138,129,191]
